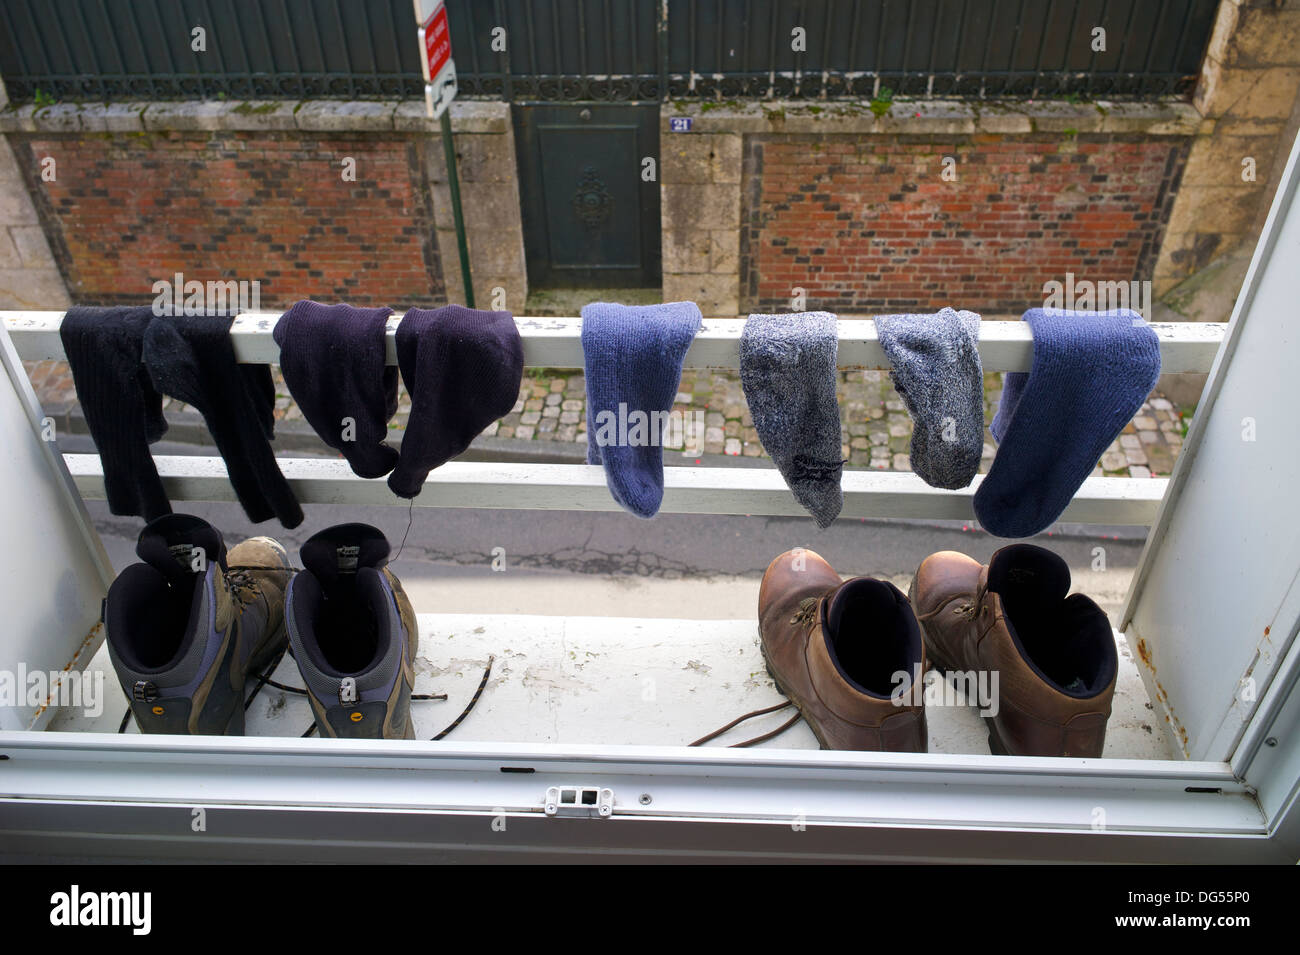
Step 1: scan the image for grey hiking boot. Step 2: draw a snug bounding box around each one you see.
[105,514,292,735]
[286,524,419,739]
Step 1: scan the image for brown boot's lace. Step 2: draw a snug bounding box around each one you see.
[687,595,822,749]
[916,585,987,623]
[790,596,819,628]
[224,565,295,609]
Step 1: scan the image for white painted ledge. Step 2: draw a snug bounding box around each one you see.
[51,613,1170,761]
[4,311,1227,373]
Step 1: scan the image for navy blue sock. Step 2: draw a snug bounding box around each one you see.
[581,302,702,518]
[272,300,399,480]
[974,308,1160,538]
[387,305,523,499]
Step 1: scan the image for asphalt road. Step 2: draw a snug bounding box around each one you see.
[78,439,1147,622]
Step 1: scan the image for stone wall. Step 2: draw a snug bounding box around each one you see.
[662,100,1200,316]
[1155,0,1300,295]
[660,132,744,315]
[0,99,525,311]
[423,104,528,310]
[743,132,1187,314]
[0,81,69,309]
[18,129,439,308]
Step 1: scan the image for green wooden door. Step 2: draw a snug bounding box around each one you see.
[513,103,661,289]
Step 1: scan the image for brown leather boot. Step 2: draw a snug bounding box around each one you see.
[909,544,1118,757]
[758,548,927,752]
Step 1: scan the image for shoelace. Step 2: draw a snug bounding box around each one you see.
[688,596,823,749]
[224,570,260,608]
[224,564,296,609]
[789,596,818,627]
[688,701,798,747]
[915,585,987,624]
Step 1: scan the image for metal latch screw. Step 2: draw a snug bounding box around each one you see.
[544,786,614,818]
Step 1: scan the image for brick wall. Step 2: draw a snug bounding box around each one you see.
[742,134,1190,314]
[15,130,442,308]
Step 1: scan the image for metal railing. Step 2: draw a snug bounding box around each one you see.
[0,0,1218,103]
[2,308,1227,524]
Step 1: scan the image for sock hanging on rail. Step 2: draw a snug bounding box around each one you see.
[974,308,1161,538]
[874,307,985,491]
[144,314,303,528]
[740,311,844,528]
[59,305,171,521]
[581,301,702,519]
[387,304,524,499]
[272,300,400,480]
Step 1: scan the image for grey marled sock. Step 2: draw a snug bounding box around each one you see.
[740,311,844,528]
[873,307,984,490]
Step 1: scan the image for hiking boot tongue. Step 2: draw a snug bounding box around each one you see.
[136,514,227,588]
[300,523,391,594]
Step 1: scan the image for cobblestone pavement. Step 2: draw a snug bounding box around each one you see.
[24,358,1188,478]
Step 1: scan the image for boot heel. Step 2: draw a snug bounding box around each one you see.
[983,716,1010,755]
[760,643,786,696]
[247,620,288,679]
[908,572,954,674]
[928,655,954,676]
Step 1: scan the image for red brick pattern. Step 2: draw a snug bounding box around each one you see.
[18,131,442,308]
[741,134,1189,314]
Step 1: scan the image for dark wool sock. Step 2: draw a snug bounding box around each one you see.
[974,308,1161,538]
[874,307,985,490]
[272,300,399,479]
[740,311,844,528]
[582,301,702,519]
[60,306,171,521]
[144,314,304,528]
[387,305,524,498]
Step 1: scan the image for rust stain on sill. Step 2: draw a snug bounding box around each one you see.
[1135,637,1189,754]
[28,620,104,725]
[1136,637,1154,671]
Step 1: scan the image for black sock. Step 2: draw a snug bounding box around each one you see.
[144,314,303,528]
[60,306,171,521]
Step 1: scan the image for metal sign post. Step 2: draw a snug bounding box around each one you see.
[415,0,474,308]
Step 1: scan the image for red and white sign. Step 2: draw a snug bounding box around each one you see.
[416,0,457,119]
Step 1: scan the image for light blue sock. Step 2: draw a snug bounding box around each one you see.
[581,301,702,518]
